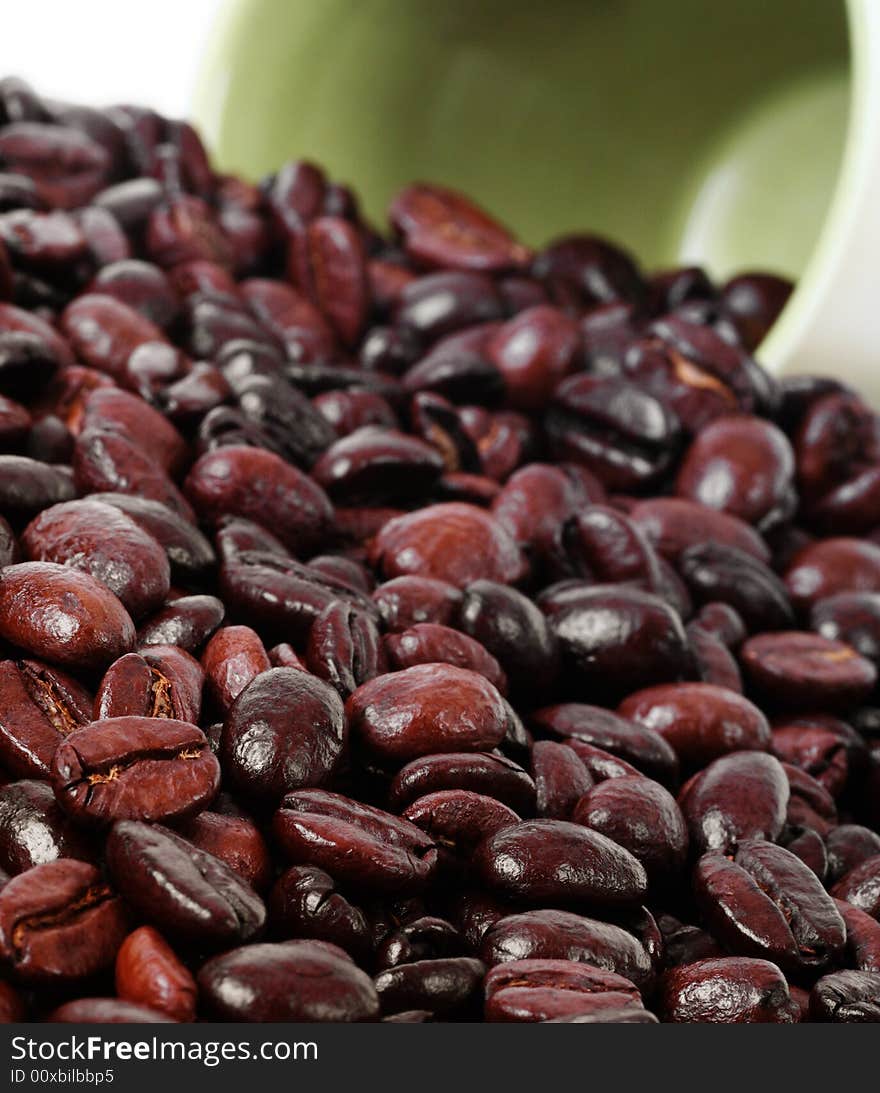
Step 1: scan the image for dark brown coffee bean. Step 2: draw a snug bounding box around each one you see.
[387,751,536,814]
[273,790,438,894]
[0,859,127,982]
[484,958,642,1022]
[741,632,877,711]
[474,819,647,908]
[51,716,219,825]
[199,939,379,1022]
[106,820,265,945]
[374,957,484,1015]
[660,957,799,1023]
[221,667,345,800]
[0,562,135,671]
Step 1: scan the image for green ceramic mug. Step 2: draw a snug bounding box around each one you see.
[194,0,880,403]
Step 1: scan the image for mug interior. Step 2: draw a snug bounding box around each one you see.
[195,0,850,279]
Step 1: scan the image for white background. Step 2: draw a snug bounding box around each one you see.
[0,0,225,116]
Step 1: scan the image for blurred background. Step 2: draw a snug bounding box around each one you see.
[1,0,224,116]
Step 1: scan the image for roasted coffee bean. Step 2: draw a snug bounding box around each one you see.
[741,632,877,711]
[371,502,526,587]
[678,542,795,632]
[0,859,127,982]
[619,683,771,766]
[0,562,135,671]
[835,899,880,972]
[403,790,519,873]
[198,940,379,1022]
[201,625,270,713]
[306,600,386,698]
[115,925,197,1022]
[176,809,271,892]
[374,957,484,1015]
[0,658,91,778]
[375,916,465,970]
[679,752,789,853]
[51,716,218,826]
[573,776,688,884]
[348,663,510,765]
[480,909,654,991]
[384,623,506,693]
[660,957,799,1023]
[832,855,880,918]
[387,751,536,814]
[809,970,880,1022]
[137,594,225,652]
[273,790,438,894]
[0,778,93,874]
[474,819,647,908]
[373,576,463,632]
[531,741,594,820]
[268,865,372,960]
[483,959,642,1022]
[221,668,345,800]
[106,820,265,945]
[694,840,846,971]
[826,825,880,883]
[812,593,880,666]
[95,648,203,723]
[547,585,692,700]
[546,374,680,491]
[531,703,679,786]
[22,499,170,619]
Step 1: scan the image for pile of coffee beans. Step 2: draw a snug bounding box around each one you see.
[0,75,879,1024]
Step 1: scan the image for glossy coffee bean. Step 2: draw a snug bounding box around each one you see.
[0,658,91,778]
[273,790,438,894]
[347,664,509,765]
[741,632,877,711]
[660,957,799,1023]
[474,819,647,908]
[483,959,642,1022]
[387,751,536,814]
[0,778,93,874]
[0,562,135,671]
[268,865,372,960]
[51,716,219,826]
[221,667,345,800]
[374,957,485,1016]
[0,859,127,982]
[115,926,197,1022]
[199,940,380,1022]
[106,820,265,945]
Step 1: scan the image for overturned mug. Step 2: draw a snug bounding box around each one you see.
[194,0,879,404]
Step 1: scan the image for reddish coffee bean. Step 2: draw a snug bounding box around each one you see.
[676,415,795,530]
[375,916,465,970]
[531,703,679,786]
[480,909,654,991]
[199,940,379,1022]
[48,998,175,1022]
[402,790,519,872]
[95,648,202,723]
[0,779,93,874]
[273,790,439,894]
[52,716,218,826]
[390,183,530,273]
[185,445,333,556]
[201,625,270,713]
[484,959,642,1022]
[573,776,688,884]
[619,683,771,766]
[175,810,272,892]
[137,594,225,652]
[115,926,197,1022]
[268,865,372,960]
[486,306,580,410]
[106,820,265,945]
[387,751,536,814]
[290,216,369,347]
[660,957,799,1023]
[347,664,509,765]
[679,751,789,853]
[374,957,485,1016]
[474,819,647,908]
[827,825,880,883]
[810,970,880,1022]
[835,899,880,972]
[678,542,795,632]
[629,497,771,564]
[547,585,692,700]
[741,632,877,711]
[695,841,846,972]
[832,855,880,918]
[812,593,880,667]
[0,859,127,982]
[372,576,464,632]
[384,623,506,693]
[0,562,135,671]
[22,499,170,619]
[306,600,386,698]
[371,502,526,587]
[0,658,91,778]
[221,667,345,800]
[312,428,443,504]
[531,741,594,821]
[786,538,880,614]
